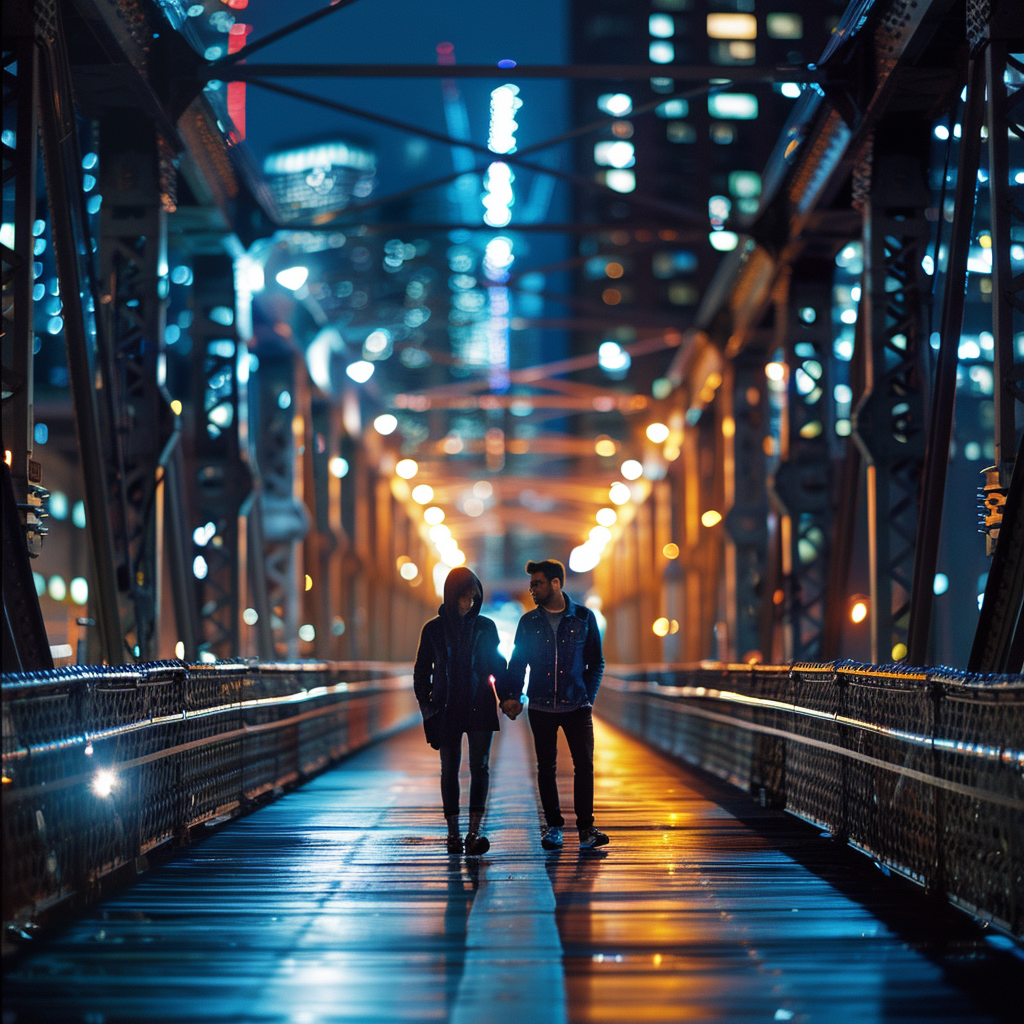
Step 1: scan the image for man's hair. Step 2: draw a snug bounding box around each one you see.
[526,559,565,585]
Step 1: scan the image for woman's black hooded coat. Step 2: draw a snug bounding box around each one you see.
[413,567,506,746]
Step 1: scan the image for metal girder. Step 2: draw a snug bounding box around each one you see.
[771,271,834,661]
[724,355,770,662]
[852,120,932,665]
[1,16,50,672]
[188,255,252,661]
[906,57,987,665]
[253,353,308,660]
[35,3,124,663]
[97,124,175,660]
[1,26,38,515]
[985,39,1024,486]
[219,63,803,82]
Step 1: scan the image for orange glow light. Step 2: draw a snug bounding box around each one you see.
[602,288,622,305]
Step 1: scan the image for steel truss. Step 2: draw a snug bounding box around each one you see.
[771,270,834,661]
[852,119,932,665]
[188,255,252,661]
[724,355,770,662]
[32,1,124,662]
[97,122,175,659]
[1,16,51,671]
[252,352,308,660]
[967,0,1024,672]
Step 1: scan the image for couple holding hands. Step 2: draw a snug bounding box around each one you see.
[413,559,609,856]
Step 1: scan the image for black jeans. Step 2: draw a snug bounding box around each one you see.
[438,730,492,818]
[528,705,594,830]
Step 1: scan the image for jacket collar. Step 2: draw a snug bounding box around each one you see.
[528,592,576,619]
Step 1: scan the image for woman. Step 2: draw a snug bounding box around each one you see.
[414,566,507,855]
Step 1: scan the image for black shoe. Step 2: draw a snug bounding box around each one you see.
[446,833,464,854]
[541,826,564,850]
[464,831,490,856]
[578,826,609,849]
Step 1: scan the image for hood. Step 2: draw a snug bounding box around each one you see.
[440,566,483,622]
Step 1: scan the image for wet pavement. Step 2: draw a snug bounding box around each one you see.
[3,715,1020,1023]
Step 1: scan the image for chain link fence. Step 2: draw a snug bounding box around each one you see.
[600,661,1024,938]
[2,661,416,934]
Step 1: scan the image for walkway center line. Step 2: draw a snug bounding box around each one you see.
[450,720,567,1024]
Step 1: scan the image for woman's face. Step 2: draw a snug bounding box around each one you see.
[457,590,476,617]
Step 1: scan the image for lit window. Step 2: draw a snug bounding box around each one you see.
[650,77,674,94]
[766,13,803,39]
[649,41,675,63]
[594,141,635,168]
[709,41,756,65]
[649,14,674,37]
[728,171,761,198]
[666,122,696,144]
[604,170,636,193]
[668,282,699,305]
[707,13,757,39]
[655,99,688,118]
[597,93,633,116]
[709,94,759,120]
[710,124,736,144]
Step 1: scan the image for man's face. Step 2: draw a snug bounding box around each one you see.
[529,571,554,606]
[458,590,476,617]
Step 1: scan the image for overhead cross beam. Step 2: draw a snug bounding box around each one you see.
[218,63,810,82]
[244,78,709,227]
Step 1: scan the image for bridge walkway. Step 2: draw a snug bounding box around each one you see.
[3,717,1019,1023]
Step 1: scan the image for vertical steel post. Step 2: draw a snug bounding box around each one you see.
[35,12,124,662]
[1,23,38,509]
[253,351,307,659]
[907,59,987,665]
[188,254,252,660]
[770,267,834,661]
[852,121,931,664]
[97,119,175,659]
[984,34,1023,485]
[724,354,770,662]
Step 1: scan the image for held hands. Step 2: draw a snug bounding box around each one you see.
[501,699,524,720]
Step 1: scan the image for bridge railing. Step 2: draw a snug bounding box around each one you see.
[600,661,1024,939]
[2,661,417,935]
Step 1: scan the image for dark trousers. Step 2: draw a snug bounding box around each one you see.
[438,729,492,818]
[528,705,594,830]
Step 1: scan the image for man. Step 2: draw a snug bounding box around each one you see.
[500,559,608,851]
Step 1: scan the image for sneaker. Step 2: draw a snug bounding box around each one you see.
[464,831,490,856]
[541,826,563,850]
[578,827,609,849]
[446,833,464,855]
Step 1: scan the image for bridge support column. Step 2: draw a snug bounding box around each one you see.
[852,118,931,664]
[770,268,834,661]
[724,356,770,664]
[188,254,252,661]
[97,116,176,660]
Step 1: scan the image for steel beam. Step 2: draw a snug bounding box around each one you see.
[188,255,252,660]
[97,122,175,659]
[852,120,931,665]
[906,58,987,666]
[252,353,308,660]
[35,9,124,663]
[219,63,804,82]
[723,354,770,662]
[770,269,834,661]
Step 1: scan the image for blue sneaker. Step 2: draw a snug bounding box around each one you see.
[578,827,609,850]
[541,826,563,850]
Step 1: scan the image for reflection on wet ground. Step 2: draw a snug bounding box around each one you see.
[3,716,1019,1022]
